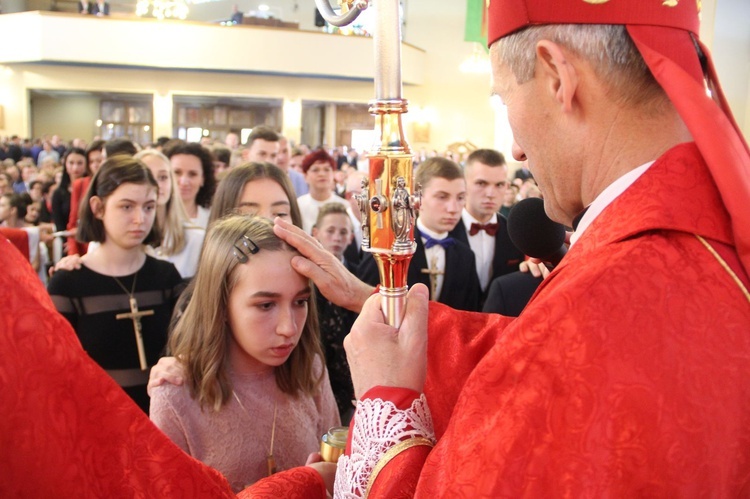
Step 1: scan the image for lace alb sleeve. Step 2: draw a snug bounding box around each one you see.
[333,394,435,498]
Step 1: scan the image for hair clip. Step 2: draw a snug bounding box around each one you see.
[233,234,259,263]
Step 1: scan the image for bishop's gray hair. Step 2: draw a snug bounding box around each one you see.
[494,24,664,107]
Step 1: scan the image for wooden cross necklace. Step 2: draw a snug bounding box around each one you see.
[420,254,444,300]
[112,271,153,370]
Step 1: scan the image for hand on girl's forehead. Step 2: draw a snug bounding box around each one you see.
[237,248,306,281]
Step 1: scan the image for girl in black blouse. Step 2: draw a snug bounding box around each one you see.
[48,155,181,413]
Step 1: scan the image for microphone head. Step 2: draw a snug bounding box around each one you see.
[507,197,566,260]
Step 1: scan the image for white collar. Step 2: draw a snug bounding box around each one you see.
[570,161,654,246]
[417,219,448,240]
[462,208,497,229]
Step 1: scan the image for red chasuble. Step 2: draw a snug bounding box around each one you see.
[0,240,236,497]
[0,227,30,260]
[362,143,750,496]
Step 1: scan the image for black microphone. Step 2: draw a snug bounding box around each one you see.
[507,198,567,265]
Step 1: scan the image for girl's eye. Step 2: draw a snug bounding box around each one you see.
[274,212,289,219]
[257,302,274,311]
[295,298,310,307]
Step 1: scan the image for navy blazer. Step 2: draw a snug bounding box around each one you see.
[482,271,542,317]
[357,227,481,312]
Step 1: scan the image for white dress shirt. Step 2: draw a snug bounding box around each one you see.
[461,209,497,292]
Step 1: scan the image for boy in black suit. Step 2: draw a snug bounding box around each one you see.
[358,157,481,311]
[449,149,525,302]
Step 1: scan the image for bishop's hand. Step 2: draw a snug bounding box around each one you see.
[344,284,429,399]
[273,217,373,313]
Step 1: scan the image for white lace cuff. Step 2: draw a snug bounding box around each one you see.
[333,394,435,498]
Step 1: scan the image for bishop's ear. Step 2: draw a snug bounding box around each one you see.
[535,40,579,113]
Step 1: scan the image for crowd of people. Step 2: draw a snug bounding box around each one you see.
[1,126,544,492]
[0,130,544,284]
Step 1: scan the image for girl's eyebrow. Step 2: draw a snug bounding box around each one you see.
[249,286,311,299]
[115,198,157,204]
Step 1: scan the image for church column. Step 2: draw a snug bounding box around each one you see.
[152,93,172,140]
[0,66,27,136]
[324,102,337,147]
[282,98,302,146]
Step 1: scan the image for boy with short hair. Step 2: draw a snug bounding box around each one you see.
[357,157,481,312]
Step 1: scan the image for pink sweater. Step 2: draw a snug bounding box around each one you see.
[150,358,340,492]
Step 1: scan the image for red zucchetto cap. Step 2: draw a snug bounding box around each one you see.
[487,0,750,276]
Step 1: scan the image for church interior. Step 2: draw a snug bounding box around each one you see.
[0,0,747,158]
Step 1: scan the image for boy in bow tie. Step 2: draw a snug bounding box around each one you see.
[357,157,481,311]
[449,149,525,299]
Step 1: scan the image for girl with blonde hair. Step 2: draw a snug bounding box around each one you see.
[134,149,204,278]
[149,215,339,492]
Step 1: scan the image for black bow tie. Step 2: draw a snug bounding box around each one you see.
[469,222,499,236]
[423,234,455,250]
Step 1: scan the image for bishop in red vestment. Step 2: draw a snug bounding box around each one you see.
[250,0,750,496]
[345,142,750,497]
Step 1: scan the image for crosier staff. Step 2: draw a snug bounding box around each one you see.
[314,0,419,328]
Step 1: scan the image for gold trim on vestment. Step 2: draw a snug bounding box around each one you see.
[694,234,750,303]
[365,437,434,497]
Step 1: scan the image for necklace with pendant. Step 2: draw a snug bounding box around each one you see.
[112,270,153,370]
[233,391,279,477]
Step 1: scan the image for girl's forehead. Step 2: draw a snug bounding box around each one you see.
[244,177,283,191]
[234,249,303,280]
[107,182,157,198]
[240,179,290,202]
